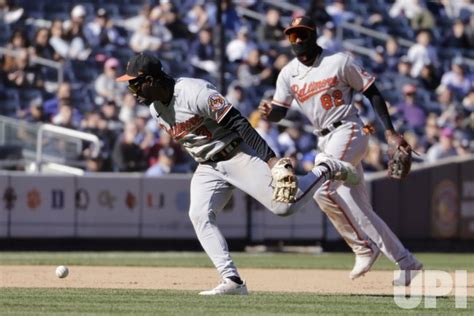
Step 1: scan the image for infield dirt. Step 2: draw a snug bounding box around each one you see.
[1,266,473,296]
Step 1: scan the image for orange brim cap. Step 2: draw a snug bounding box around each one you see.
[116,74,138,82]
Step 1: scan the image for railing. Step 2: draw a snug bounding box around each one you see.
[0,46,64,86]
[0,115,101,174]
[35,124,100,172]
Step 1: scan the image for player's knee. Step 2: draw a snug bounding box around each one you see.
[188,208,215,227]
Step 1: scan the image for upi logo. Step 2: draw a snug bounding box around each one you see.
[393,270,467,309]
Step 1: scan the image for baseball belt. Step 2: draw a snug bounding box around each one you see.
[315,121,343,137]
[208,138,242,162]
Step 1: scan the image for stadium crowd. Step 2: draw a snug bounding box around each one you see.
[0,0,473,174]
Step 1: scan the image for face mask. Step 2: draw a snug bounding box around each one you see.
[291,33,317,57]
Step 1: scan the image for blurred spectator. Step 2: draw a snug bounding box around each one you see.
[362,139,386,172]
[410,1,435,32]
[94,57,127,106]
[134,115,155,151]
[418,62,440,91]
[317,21,342,52]
[207,0,242,37]
[440,58,473,101]
[190,28,216,77]
[17,97,50,123]
[440,0,474,20]
[84,8,126,50]
[426,127,458,162]
[185,2,210,34]
[129,19,168,53]
[5,49,44,89]
[145,147,176,176]
[123,3,152,32]
[418,113,439,153]
[466,14,474,48]
[407,29,439,78]
[112,121,148,172]
[326,0,355,27]
[254,117,281,157]
[100,100,123,133]
[403,130,424,160]
[49,20,70,60]
[28,28,55,61]
[393,84,427,133]
[51,99,78,129]
[43,82,71,117]
[146,128,190,172]
[225,83,253,118]
[456,138,473,157]
[370,45,386,74]
[237,48,272,100]
[80,110,116,171]
[160,6,193,40]
[390,55,418,94]
[306,0,332,28]
[118,93,140,123]
[257,8,286,50]
[270,54,290,86]
[0,0,23,24]
[3,29,29,72]
[62,5,91,60]
[384,36,403,73]
[226,26,257,63]
[445,19,471,49]
[435,85,460,113]
[463,89,474,113]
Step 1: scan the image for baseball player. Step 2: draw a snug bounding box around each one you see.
[259,16,422,286]
[117,52,359,295]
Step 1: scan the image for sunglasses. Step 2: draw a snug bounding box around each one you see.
[128,75,147,94]
[287,29,310,44]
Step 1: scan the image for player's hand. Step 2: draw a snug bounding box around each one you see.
[267,157,279,169]
[258,99,272,119]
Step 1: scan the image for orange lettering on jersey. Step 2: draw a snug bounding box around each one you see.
[291,76,339,102]
[161,115,205,140]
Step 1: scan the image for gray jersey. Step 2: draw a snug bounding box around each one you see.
[273,50,375,131]
[149,77,238,163]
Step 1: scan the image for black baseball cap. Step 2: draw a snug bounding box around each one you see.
[284,16,316,35]
[116,52,164,82]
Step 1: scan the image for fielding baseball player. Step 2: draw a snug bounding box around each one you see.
[117,52,360,295]
[259,16,422,286]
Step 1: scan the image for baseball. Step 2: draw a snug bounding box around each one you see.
[55,265,69,278]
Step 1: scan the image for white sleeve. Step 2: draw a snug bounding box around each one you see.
[272,69,293,108]
[340,55,375,93]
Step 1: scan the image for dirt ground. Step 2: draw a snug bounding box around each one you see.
[1,266,473,296]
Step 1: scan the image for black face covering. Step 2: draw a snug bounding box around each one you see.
[291,32,318,59]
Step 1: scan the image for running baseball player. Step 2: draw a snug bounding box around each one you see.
[259,16,422,286]
[117,52,359,295]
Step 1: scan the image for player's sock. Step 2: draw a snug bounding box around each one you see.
[228,275,243,284]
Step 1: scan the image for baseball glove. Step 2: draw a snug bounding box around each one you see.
[271,158,298,203]
[386,133,412,179]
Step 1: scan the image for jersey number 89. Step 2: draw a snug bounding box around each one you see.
[320,89,343,110]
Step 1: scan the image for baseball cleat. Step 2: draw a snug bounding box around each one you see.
[199,278,248,295]
[349,247,381,280]
[315,152,360,186]
[393,256,423,286]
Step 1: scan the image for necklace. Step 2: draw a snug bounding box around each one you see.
[297,57,318,80]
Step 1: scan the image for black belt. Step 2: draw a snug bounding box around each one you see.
[318,121,343,136]
[208,138,242,162]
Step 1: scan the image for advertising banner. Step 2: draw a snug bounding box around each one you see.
[8,174,75,237]
[76,174,141,237]
[0,174,10,237]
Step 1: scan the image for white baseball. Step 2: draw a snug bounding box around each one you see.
[55,265,69,278]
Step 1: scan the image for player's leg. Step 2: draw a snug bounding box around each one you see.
[220,145,355,216]
[337,165,422,284]
[315,122,379,278]
[188,163,248,295]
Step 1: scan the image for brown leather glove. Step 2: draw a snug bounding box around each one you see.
[386,132,412,179]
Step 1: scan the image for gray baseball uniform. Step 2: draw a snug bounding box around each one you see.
[272,50,410,263]
[150,77,331,279]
